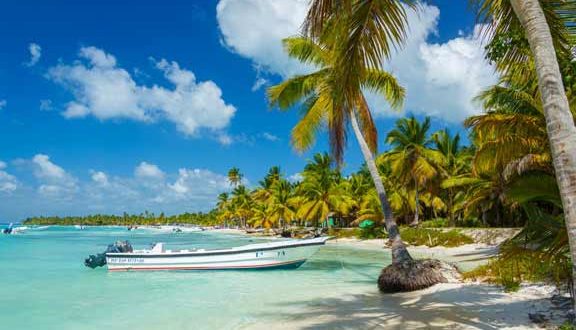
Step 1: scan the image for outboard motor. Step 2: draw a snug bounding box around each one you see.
[2,223,13,234]
[84,241,133,269]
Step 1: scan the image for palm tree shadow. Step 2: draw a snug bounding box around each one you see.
[256,284,550,329]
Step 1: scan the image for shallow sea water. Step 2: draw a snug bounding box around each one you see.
[0,226,391,329]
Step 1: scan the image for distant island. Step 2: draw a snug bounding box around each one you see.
[22,211,219,227]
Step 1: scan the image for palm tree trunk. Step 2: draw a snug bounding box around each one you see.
[510,0,576,297]
[411,180,419,226]
[350,110,413,264]
[510,0,576,306]
[448,189,455,227]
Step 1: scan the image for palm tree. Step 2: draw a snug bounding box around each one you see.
[382,116,443,226]
[227,167,243,188]
[295,153,353,227]
[216,192,231,227]
[230,185,252,228]
[433,129,471,226]
[268,30,453,291]
[266,179,297,229]
[477,0,576,304]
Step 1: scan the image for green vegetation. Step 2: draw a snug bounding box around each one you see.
[397,228,474,248]
[464,249,571,292]
[22,211,219,227]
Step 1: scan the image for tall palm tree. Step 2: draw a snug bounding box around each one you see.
[295,153,353,227]
[268,32,452,291]
[477,0,576,303]
[382,116,443,226]
[266,179,297,229]
[227,167,243,188]
[216,192,231,227]
[433,129,471,226]
[230,185,252,228]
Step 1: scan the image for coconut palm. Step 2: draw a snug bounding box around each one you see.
[268,30,455,292]
[295,153,354,226]
[227,167,243,188]
[477,0,576,303]
[266,179,297,229]
[216,192,232,227]
[382,116,443,226]
[230,185,252,228]
[433,129,472,226]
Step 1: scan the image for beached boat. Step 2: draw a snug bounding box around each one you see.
[105,236,329,271]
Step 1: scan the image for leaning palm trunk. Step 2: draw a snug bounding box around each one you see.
[510,0,576,307]
[412,180,419,226]
[349,111,412,264]
[350,111,457,292]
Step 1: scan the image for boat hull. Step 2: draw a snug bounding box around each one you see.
[106,238,326,271]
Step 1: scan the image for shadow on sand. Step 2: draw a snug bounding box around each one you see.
[255,284,550,329]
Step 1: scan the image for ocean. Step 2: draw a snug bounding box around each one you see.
[0,226,391,329]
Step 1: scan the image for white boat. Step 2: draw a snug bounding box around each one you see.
[105,236,329,272]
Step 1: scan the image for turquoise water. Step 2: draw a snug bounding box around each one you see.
[0,226,391,329]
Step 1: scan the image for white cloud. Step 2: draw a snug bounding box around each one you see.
[0,155,234,219]
[288,172,303,183]
[380,6,497,122]
[26,43,42,67]
[166,168,229,200]
[261,132,279,141]
[90,170,109,186]
[251,77,268,91]
[80,46,116,67]
[216,0,497,123]
[134,161,165,180]
[217,0,311,77]
[31,154,78,198]
[47,46,236,140]
[0,161,18,193]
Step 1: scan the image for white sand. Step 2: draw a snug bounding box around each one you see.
[259,238,566,329]
[250,283,563,329]
[206,233,567,328]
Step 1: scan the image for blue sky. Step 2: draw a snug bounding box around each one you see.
[0,0,497,221]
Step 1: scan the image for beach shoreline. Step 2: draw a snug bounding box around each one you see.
[206,231,570,329]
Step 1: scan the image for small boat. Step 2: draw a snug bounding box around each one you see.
[2,223,14,234]
[105,237,329,272]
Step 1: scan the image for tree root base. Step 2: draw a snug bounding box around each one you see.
[378,259,461,293]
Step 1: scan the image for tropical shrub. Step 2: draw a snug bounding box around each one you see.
[395,228,474,247]
[463,249,571,292]
[420,218,449,228]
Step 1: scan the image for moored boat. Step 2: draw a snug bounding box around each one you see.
[105,236,329,271]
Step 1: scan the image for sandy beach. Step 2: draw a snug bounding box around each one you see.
[251,283,565,329]
[211,232,569,329]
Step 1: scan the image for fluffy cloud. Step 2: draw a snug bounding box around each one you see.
[166,168,230,200]
[380,6,497,122]
[90,170,109,186]
[134,161,165,180]
[47,46,236,139]
[31,154,78,198]
[0,155,231,219]
[216,0,497,122]
[26,43,42,67]
[0,161,18,193]
[217,0,310,77]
